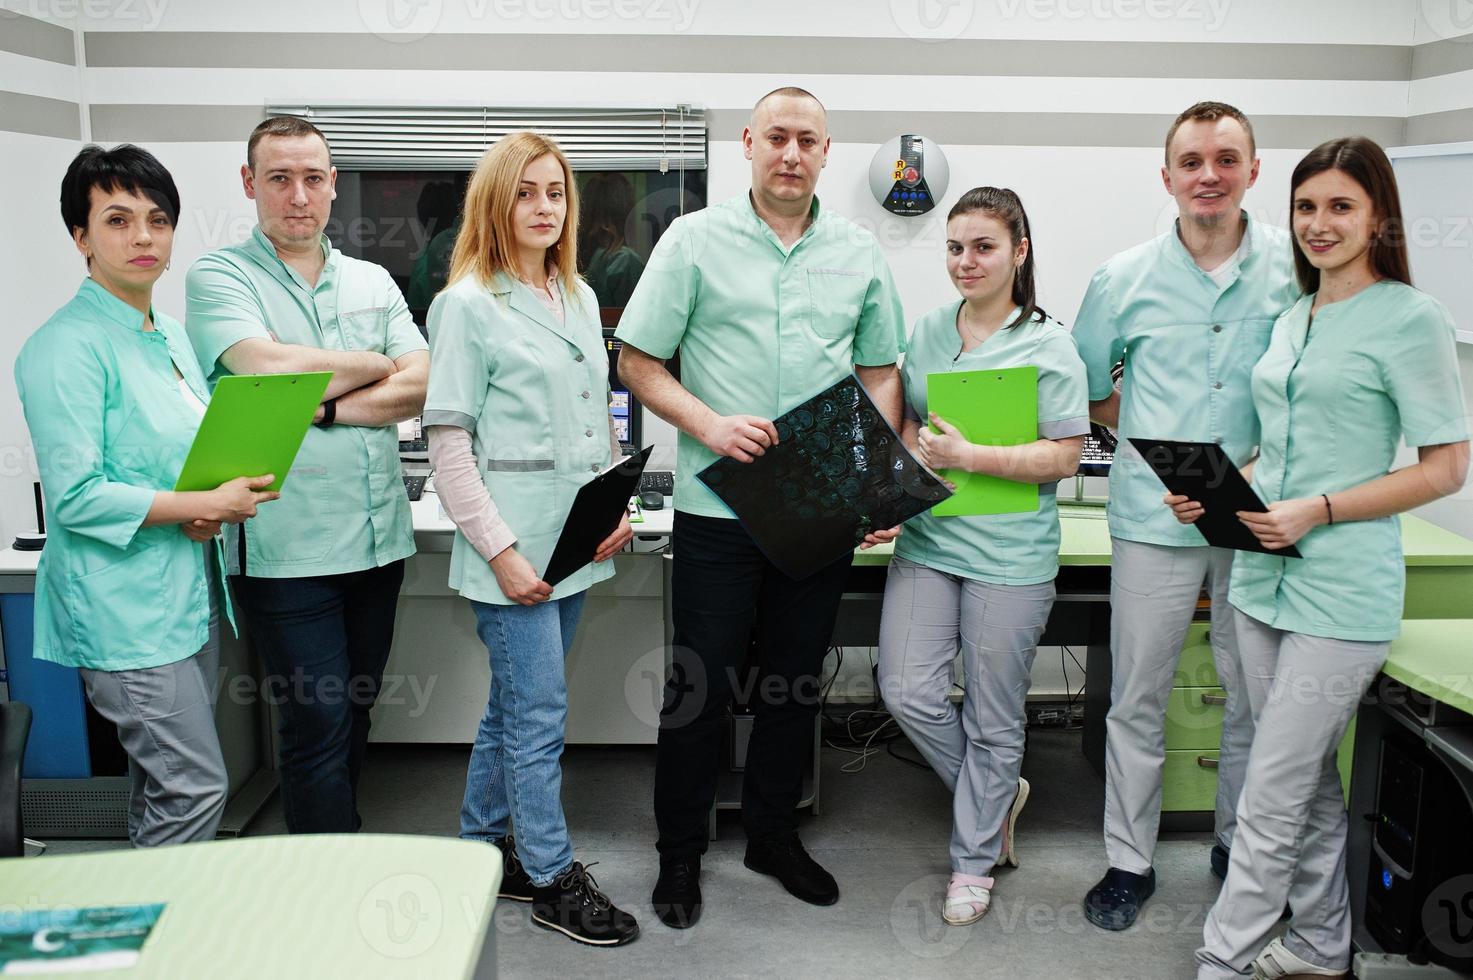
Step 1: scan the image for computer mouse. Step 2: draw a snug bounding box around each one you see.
[638,490,665,511]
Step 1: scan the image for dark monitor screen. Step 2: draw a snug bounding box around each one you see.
[1078,424,1115,477]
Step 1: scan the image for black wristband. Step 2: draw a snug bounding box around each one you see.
[315,397,337,428]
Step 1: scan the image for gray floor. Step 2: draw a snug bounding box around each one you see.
[43,727,1226,978]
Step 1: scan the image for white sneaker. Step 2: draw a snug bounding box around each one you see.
[1000,777,1030,868]
[1251,938,1347,978]
[943,873,994,925]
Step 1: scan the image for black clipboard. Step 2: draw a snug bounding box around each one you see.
[1127,438,1301,558]
[543,447,653,586]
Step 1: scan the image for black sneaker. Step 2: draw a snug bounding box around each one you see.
[651,858,702,929]
[1083,867,1156,931]
[493,836,534,903]
[1210,842,1229,881]
[530,862,640,947]
[744,835,839,906]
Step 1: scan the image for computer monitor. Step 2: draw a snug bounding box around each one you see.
[398,416,428,459]
[605,334,642,450]
[1077,423,1115,477]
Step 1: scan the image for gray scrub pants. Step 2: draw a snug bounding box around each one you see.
[79,554,228,847]
[878,557,1054,875]
[1195,609,1387,979]
[1103,537,1252,873]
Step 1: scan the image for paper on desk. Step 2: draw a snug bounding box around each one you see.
[0,903,166,972]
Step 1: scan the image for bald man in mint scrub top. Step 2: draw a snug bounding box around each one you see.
[616,87,907,930]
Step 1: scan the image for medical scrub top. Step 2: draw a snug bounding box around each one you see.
[1229,282,1469,642]
[896,304,1091,585]
[614,193,907,518]
[424,272,616,605]
[1072,216,1297,547]
[185,226,427,578]
[16,278,230,670]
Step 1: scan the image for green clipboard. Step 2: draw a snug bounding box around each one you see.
[927,366,1038,517]
[174,372,332,493]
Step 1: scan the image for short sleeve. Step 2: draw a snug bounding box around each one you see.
[15,327,154,549]
[184,253,271,384]
[853,240,906,366]
[1070,263,1125,401]
[1381,297,1470,447]
[1036,329,1092,440]
[614,217,697,359]
[899,316,929,423]
[422,286,491,432]
[383,270,428,361]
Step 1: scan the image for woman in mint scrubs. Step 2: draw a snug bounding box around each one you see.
[15,145,277,846]
[424,132,639,947]
[876,187,1090,926]
[1173,138,1470,979]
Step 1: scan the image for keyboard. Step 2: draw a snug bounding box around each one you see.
[403,475,427,501]
[638,470,674,497]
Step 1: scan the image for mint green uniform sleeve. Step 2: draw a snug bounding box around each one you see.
[423,287,491,432]
[184,253,271,382]
[854,241,906,366]
[16,331,154,550]
[614,219,696,359]
[382,271,428,362]
[900,340,923,423]
[1037,330,1092,440]
[1071,265,1124,401]
[1380,298,1471,447]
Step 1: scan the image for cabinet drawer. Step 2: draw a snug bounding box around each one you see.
[1162,724,1359,813]
[1162,750,1220,812]
[1164,687,1227,750]
[1175,622,1217,688]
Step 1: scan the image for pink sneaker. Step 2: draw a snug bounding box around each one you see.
[943,873,994,925]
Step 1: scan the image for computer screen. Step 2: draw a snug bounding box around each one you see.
[398,416,427,456]
[1078,423,1115,477]
[605,335,642,450]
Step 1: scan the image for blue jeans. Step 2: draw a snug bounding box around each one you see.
[460,592,586,885]
[232,560,406,834]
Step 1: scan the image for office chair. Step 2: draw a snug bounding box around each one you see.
[0,701,33,858]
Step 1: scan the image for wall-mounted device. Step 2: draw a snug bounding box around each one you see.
[869,134,949,216]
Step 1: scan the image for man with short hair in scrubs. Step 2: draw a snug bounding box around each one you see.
[1072,101,1299,929]
[185,116,429,834]
[616,86,907,929]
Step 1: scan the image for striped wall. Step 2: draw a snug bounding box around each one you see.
[3,0,1473,547]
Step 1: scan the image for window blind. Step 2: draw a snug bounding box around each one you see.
[264,104,707,172]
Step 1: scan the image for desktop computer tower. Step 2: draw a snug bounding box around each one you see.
[1364,730,1473,971]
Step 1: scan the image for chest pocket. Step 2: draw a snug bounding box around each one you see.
[807,269,868,341]
[339,306,389,354]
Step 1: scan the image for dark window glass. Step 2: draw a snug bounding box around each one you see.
[331,168,707,330]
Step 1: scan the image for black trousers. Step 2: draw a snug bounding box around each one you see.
[232,559,406,834]
[654,512,851,859]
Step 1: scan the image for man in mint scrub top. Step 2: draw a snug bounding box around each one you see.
[617,87,906,929]
[1072,102,1297,929]
[185,117,429,834]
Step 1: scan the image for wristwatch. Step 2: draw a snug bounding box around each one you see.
[315,397,338,428]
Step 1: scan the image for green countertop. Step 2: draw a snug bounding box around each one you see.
[0,835,500,978]
[1385,619,1473,716]
[853,511,1473,568]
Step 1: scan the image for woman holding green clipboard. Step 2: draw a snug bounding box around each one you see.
[15,145,277,847]
[876,187,1090,926]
